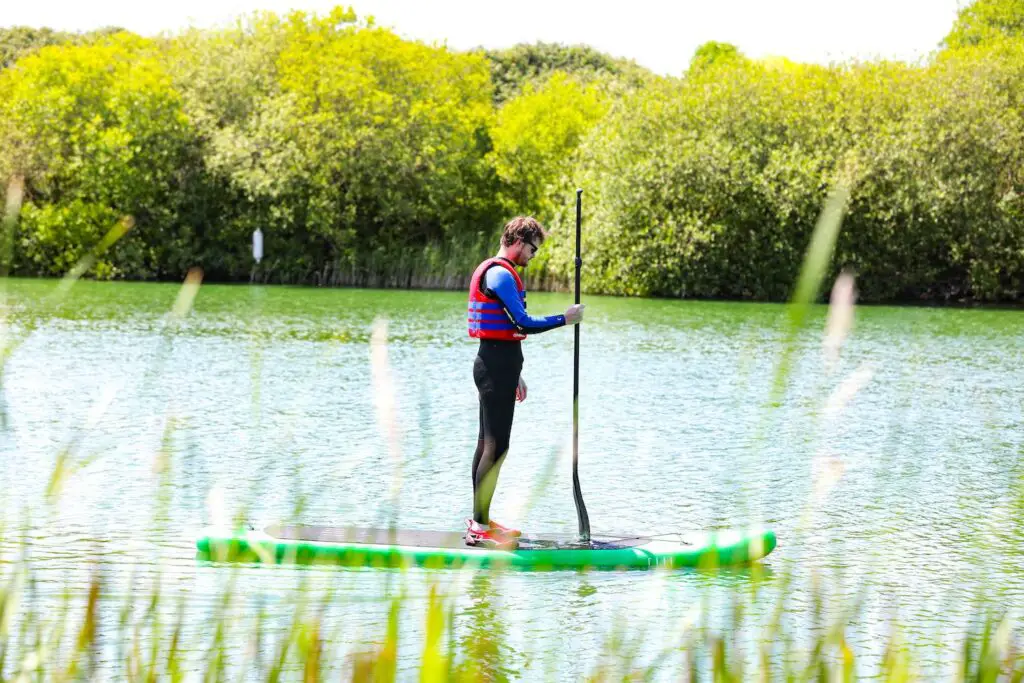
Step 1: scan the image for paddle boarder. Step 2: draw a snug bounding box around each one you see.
[465,216,584,548]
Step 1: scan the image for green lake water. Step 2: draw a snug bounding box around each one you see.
[1,277,1021,678]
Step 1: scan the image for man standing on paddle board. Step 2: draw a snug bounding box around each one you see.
[466,216,584,549]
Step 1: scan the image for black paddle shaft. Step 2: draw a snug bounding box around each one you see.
[573,188,591,542]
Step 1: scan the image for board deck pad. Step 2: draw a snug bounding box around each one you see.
[265,525,657,551]
[197,523,776,570]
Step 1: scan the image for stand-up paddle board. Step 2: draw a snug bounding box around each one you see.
[196,525,776,570]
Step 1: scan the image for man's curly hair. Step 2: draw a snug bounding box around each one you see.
[501,216,547,247]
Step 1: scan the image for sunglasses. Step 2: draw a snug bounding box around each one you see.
[523,240,539,253]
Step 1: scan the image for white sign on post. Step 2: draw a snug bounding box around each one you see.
[252,228,264,264]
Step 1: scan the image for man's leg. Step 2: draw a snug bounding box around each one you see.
[472,400,485,501]
[473,375,517,524]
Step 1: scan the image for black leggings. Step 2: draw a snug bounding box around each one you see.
[471,339,523,524]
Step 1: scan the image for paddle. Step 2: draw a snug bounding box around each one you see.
[573,188,592,543]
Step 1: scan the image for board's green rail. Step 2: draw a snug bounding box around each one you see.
[196,526,777,571]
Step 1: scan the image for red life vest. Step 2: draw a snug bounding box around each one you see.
[467,257,527,341]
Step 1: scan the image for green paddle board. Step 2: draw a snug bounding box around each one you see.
[196,524,776,570]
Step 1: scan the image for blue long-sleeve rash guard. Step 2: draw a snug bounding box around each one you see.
[484,264,566,334]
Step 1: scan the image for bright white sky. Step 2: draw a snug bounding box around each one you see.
[5,0,967,75]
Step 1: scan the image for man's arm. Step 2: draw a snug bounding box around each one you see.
[484,267,566,334]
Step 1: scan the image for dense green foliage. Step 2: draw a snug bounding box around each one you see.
[479,41,651,104]
[0,27,73,69]
[944,0,1024,49]
[1,1,1023,301]
[0,26,125,68]
[163,9,501,283]
[487,72,609,217]
[540,44,1024,301]
[688,40,746,73]
[0,33,201,278]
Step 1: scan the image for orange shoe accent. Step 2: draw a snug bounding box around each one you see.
[488,520,522,538]
[465,519,518,550]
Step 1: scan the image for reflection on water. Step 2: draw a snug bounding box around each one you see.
[456,573,517,681]
[0,277,1021,677]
